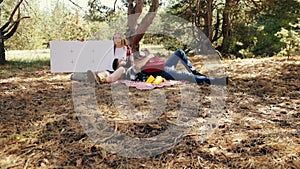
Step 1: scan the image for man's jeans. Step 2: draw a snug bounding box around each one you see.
[163,49,211,84]
[165,49,196,73]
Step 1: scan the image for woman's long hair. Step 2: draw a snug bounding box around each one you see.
[113,32,129,47]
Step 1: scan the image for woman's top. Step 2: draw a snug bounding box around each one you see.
[114,45,134,67]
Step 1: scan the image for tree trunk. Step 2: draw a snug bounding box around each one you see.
[220,0,233,54]
[191,0,220,54]
[0,39,5,65]
[0,1,4,65]
[126,0,159,54]
[0,0,27,65]
[204,0,213,41]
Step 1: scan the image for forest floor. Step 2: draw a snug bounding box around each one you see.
[0,54,299,168]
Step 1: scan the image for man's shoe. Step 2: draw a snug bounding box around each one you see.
[192,70,206,77]
[226,76,229,85]
[87,70,100,84]
[87,70,95,82]
[211,76,228,86]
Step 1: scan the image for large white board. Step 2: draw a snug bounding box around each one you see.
[50,40,114,72]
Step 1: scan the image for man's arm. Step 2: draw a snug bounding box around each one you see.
[134,54,155,71]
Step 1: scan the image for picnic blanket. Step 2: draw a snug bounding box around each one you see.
[70,74,183,90]
[113,80,181,90]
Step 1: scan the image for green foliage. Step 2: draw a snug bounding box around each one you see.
[141,12,196,54]
[164,0,300,57]
[45,2,93,42]
[2,0,299,59]
[5,2,47,50]
[162,0,237,55]
[253,0,300,56]
[0,0,37,49]
[91,12,128,40]
[85,0,116,21]
[275,19,300,57]
[3,0,98,50]
[219,2,259,58]
[0,0,16,19]
[143,33,191,53]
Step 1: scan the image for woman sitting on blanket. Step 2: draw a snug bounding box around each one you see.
[88,49,228,85]
[91,32,134,82]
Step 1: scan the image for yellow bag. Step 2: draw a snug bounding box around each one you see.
[146,75,155,83]
[153,76,166,84]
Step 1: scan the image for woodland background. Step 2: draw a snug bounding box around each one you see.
[1,0,299,58]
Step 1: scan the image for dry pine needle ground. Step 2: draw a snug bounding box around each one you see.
[0,56,299,168]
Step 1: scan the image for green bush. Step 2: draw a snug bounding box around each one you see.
[275,20,300,57]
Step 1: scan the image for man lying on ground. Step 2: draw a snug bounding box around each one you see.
[87,49,228,86]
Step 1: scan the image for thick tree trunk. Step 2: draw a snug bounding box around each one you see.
[126,0,159,54]
[220,0,233,54]
[0,1,4,65]
[0,39,5,65]
[204,0,213,41]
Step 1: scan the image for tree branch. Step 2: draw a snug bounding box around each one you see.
[68,0,84,11]
[127,0,135,33]
[249,0,259,8]
[4,16,30,34]
[9,0,24,21]
[127,0,144,34]
[113,0,118,11]
[1,0,29,40]
[4,15,30,40]
[4,22,20,40]
[135,0,143,14]
[132,0,159,44]
[0,0,24,31]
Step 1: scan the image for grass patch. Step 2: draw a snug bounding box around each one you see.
[1,58,50,73]
[1,50,50,73]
